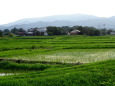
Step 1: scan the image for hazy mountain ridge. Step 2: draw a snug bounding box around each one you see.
[0,14,115,30]
[2,14,99,26]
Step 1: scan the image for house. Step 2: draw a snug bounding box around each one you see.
[26,32,34,36]
[38,28,48,36]
[69,29,80,35]
[110,32,115,35]
[17,32,26,36]
[27,27,48,36]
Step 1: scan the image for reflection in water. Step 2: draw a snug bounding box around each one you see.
[0,73,14,76]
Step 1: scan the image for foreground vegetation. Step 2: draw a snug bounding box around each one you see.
[0,60,114,86]
[0,35,115,85]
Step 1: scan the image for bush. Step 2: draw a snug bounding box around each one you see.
[8,33,14,37]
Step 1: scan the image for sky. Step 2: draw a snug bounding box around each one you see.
[0,0,115,24]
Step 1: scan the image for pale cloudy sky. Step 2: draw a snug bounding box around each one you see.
[0,0,115,24]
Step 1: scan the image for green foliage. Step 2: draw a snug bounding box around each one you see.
[10,27,18,35]
[0,30,3,37]
[73,26,100,36]
[0,60,114,86]
[18,28,25,32]
[95,29,101,36]
[3,29,10,35]
[100,29,108,35]
[8,33,14,37]
[0,61,50,71]
[47,31,53,36]
[47,26,66,35]
[35,31,40,36]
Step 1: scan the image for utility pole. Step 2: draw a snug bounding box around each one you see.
[103,24,106,29]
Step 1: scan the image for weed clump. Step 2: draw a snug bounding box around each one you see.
[0,61,50,71]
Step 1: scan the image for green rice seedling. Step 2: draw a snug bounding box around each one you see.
[0,61,50,72]
[0,60,114,86]
[12,49,115,63]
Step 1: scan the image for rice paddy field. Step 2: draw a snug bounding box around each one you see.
[0,35,115,86]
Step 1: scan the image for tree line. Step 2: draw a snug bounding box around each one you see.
[47,26,113,36]
[0,26,114,37]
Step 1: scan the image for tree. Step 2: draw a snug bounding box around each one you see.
[3,29,10,35]
[107,29,113,35]
[100,29,107,35]
[41,32,44,36]
[88,27,96,36]
[47,26,66,35]
[47,32,53,36]
[95,29,101,36]
[8,33,14,37]
[72,26,101,36]
[11,27,18,35]
[34,31,41,36]
[76,26,85,35]
[62,26,71,33]
[18,28,26,32]
[0,30,3,37]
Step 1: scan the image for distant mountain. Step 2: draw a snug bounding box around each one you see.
[0,26,7,30]
[1,14,100,27]
[0,14,115,30]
